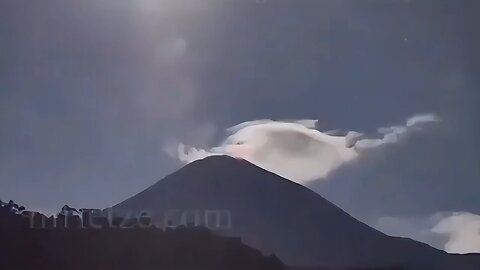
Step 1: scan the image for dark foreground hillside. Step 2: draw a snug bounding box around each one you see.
[0,201,409,270]
[0,200,284,270]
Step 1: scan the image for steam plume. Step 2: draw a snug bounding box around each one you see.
[168,113,440,184]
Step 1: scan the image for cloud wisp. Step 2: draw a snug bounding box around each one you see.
[168,113,440,184]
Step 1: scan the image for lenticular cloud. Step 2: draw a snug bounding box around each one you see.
[170,113,440,185]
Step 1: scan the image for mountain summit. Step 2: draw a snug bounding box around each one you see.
[112,155,478,269]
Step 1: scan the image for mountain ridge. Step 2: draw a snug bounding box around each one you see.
[111,155,478,269]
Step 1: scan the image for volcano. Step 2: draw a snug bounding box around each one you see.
[111,155,479,269]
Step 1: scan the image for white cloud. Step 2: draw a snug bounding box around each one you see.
[374,212,480,254]
[432,212,480,254]
[374,214,449,250]
[375,216,440,247]
[175,120,358,183]
[168,113,440,184]
[406,113,441,127]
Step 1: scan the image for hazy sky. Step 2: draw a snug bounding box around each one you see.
[0,0,479,249]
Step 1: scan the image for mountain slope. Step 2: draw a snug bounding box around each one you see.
[111,155,477,269]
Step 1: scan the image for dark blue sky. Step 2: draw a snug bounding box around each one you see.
[0,0,479,228]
